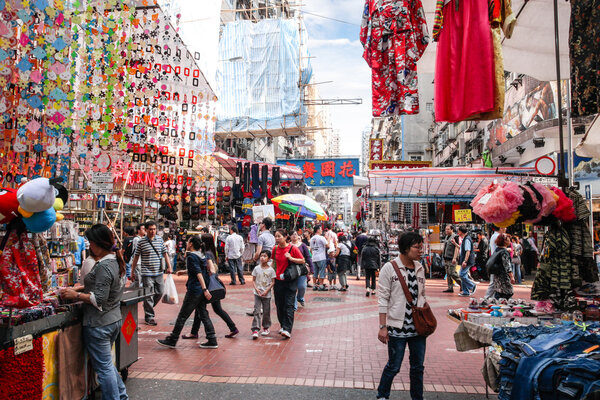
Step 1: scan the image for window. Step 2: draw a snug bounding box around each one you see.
[426,102,433,112]
[410,155,423,161]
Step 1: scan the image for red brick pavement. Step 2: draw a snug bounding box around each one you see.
[130,274,532,393]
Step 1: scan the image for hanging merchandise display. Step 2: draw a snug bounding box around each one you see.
[434,0,516,122]
[360,0,430,117]
[569,0,600,118]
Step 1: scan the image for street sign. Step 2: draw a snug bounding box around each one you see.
[91,172,114,194]
[585,184,591,200]
[535,156,556,175]
[97,195,106,209]
[530,176,559,186]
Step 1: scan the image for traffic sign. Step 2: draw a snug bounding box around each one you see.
[585,184,591,201]
[535,156,556,175]
[97,195,106,209]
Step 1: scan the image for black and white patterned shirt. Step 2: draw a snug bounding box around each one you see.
[388,268,418,338]
[133,236,166,277]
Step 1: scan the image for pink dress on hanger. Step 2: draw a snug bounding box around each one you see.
[434,0,495,122]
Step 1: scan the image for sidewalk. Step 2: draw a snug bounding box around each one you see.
[129,273,529,395]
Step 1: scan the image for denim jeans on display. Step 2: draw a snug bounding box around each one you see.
[82,321,128,400]
[459,266,476,294]
[377,335,426,400]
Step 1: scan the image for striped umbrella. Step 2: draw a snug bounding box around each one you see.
[271,194,328,221]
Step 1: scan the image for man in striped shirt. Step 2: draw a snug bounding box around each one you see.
[131,221,172,325]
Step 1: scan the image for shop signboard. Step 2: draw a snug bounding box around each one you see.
[369,139,383,164]
[91,172,114,194]
[370,160,432,170]
[454,209,472,223]
[252,204,275,223]
[277,158,360,188]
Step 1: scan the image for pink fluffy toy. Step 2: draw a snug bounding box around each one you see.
[471,181,524,223]
[550,187,576,222]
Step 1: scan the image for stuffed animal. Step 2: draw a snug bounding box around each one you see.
[0,188,20,224]
[17,177,56,217]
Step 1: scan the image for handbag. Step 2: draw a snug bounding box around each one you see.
[274,246,308,282]
[486,249,507,275]
[207,274,226,303]
[390,260,437,337]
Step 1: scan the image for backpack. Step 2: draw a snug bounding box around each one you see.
[486,248,508,275]
[123,237,134,263]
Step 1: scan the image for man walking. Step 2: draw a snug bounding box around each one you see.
[130,223,146,287]
[457,226,477,296]
[131,221,172,325]
[442,225,461,293]
[475,231,489,281]
[310,225,328,291]
[253,217,275,263]
[225,225,246,285]
[355,227,368,280]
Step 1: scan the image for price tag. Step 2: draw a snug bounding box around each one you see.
[14,334,33,355]
[478,193,493,205]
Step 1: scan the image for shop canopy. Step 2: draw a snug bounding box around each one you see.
[212,152,304,181]
[369,167,538,203]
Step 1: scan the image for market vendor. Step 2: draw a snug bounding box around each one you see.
[60,224,128,400]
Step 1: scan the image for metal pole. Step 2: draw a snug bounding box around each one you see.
[552,0,567,189]
[566,82,574,186]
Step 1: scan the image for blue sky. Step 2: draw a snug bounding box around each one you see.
[302,0,372,157]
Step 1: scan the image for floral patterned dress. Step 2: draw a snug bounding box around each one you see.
[360,0,430,117]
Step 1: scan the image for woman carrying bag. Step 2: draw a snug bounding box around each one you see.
[272,229,305,339]
[335,234,353,291]
[362,236,381,297]
[486,234,515,300]
[377,232,434,400]
[157,236,218,349]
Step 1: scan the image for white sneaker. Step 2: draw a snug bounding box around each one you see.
[261,329,270,336]
[281,330,291,339]
[278,328,283,334]
[252,331,259,339]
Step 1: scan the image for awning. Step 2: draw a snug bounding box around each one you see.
[212,152,304,180]
[369,167,537,202]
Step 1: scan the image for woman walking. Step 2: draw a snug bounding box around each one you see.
[183,233,239,339]
[510,236,522,284]
[487,234,515,300]
[272,229,305,339]
[361,236,381,297]
[335,234,353,291]
[377,232,428,400]
[60,224,128,400]
[157,236,218,349]
[291,231,313,308]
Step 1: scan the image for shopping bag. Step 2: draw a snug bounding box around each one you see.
[207,274,226,303]
[162,274,179,304]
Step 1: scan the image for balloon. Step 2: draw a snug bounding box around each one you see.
[23,208,56,233]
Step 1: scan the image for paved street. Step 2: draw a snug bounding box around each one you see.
[127,273,531,398]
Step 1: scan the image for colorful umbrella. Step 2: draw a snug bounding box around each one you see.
[271,194,328,221]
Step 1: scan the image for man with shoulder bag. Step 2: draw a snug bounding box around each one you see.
[377,232,436,400]
[130,221,172,325]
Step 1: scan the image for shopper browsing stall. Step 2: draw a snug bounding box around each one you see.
[60,224,128,400]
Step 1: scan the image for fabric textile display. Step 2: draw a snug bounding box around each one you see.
[434,0,495,122]
[359,0,430,116]
[42,331,59,400]
[243,162,251,194]
[251,163,260,198]
[0,230,43,308]
[271,167,280,196]
[0,337,44,400]
[570,0,600,117]
[491,323,600,400]
[58,324,86,400]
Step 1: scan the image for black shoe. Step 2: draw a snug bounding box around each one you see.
[145,319,158,326]
[230,282,237,286]
[241,281,246,285]
[442,289,454,293]
[366,291,370,297]
[157,338,177,348]
[312,286,319,291]
[299,300,305,307]
[199,340,218,349]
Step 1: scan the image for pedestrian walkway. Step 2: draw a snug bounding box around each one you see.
[130,274,531,395]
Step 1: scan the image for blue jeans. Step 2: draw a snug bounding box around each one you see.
[228,258,245,284]
[125,262,131,278]
[512,262,521,284]
[377,335,426,400]
[313,260,327,279]
[83,321,128,400]
[459,266,476,295]
[294,275,307,310]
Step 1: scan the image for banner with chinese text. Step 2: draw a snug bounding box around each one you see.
[277,158,360,187]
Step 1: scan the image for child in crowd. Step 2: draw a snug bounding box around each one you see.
[251,250,276,339]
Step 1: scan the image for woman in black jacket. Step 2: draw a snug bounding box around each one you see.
[361,236,381,297]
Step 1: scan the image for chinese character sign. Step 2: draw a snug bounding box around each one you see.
[277,158,360,187]
[369,139,383,162]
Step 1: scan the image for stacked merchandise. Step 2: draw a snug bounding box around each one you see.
[471,181,599,311]
[490,323,600,399]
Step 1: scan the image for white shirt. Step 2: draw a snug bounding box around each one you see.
[310,234,328,262]
[490,232,500,254]
[225,233,245,259]
[165,239,176,256]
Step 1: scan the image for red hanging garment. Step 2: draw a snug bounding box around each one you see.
[0,231,43,308]
[434,0,495,122]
